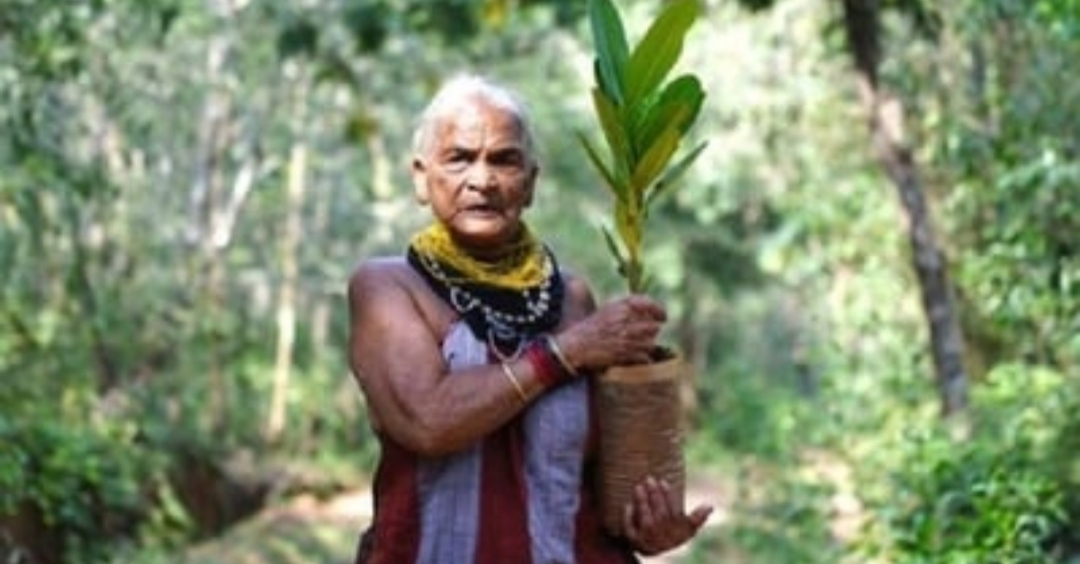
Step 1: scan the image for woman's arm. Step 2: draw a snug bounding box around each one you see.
[347,261,548,456]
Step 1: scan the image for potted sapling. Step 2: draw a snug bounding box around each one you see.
[579,0,708,536]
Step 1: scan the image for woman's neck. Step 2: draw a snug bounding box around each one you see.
[448,228,524,264]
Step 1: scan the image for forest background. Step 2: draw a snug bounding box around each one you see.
[1,0,1077,562]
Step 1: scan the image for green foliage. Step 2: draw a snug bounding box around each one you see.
[919,0,1080,369]
[698,370,815,461]
[0,412,184,562]
[582,0,707,292]
[860,365,1078,563]
[714,473,841,564]
[883,441,1066,562]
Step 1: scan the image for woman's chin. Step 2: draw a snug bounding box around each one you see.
[452,216,510,239]
[448,222,519,255]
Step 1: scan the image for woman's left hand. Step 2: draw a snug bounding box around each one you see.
[622,476,713,556]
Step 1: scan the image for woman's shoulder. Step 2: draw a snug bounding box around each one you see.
[348,255,456,334]
[352,255,409,275]
[348,256,416,298]
[555,264,597,322]
[556,264,592,298]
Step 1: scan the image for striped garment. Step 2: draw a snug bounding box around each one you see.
[356,321,639,564]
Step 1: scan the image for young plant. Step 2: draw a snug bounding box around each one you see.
[581,0,708,293]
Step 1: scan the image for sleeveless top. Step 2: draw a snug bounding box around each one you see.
[355,321,638,564]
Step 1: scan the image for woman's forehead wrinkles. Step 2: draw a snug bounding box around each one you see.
[433,108,526,152]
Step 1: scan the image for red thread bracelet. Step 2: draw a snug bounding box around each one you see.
[524,337,574,388]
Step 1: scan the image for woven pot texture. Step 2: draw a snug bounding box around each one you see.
[597,355,686,536]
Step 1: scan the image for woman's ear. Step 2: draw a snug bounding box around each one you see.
[411,157,429,204]
[523,164,539,207]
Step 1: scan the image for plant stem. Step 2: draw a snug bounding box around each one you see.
[627,257,643,293]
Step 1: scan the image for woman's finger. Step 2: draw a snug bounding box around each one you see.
[654,478,680,519]
[645,477,671,522]
[622,501,639,540]
[635,481,657,530]
[688,504,714,530]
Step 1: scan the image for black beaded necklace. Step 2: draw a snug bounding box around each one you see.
[407,244,564,360]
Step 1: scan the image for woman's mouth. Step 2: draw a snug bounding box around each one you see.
[463,203,499,215]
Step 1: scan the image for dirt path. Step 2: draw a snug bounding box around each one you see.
[183,476,727,564]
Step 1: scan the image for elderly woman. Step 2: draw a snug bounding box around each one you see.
[347,74,711,564]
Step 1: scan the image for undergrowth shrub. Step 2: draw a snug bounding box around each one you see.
[861,364,1077,563]
[0,413,187,563]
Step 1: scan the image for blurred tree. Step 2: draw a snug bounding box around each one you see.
[837,0,969,418]
[733,0,970,418]
[924,0,1080,372]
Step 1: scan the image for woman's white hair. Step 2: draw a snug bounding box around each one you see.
[412,74,536,161]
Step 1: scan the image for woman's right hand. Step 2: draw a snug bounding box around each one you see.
[553,294,667,371]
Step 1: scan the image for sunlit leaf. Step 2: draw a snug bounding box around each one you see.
[631,126,680,192]
[592,88,632,178]
[632,75,704,156]
[482,0,510,28]
[624,0,699,107]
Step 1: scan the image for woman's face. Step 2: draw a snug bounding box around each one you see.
[412,97,538,255]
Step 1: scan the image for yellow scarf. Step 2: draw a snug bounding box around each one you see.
[409,223,548,291]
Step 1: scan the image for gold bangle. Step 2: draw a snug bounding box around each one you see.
[544,335,578,376]
[500,361,528,404]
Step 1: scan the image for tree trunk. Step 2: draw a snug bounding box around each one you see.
[187,35,231,256]
[366,129,394,200]
[186,2,270,434]
[187,32,233,432]
[308,166,331,364]
[266,68,309,443]
[840,0,969,418]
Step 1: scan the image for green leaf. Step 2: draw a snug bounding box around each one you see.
[578,132,626,204]
[631,126,681,193]
[592,88,632,178]
[637,103,690,160]
[647,140,708,206]
[663,75,706,135]
[588,0,629,105]
[624,0,700,107]
[632,74,705,156]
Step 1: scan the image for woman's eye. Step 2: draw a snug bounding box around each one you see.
[493,149,524,165]
[444,152,470,171]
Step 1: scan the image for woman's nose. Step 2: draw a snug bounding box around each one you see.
[465,164,497,190]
